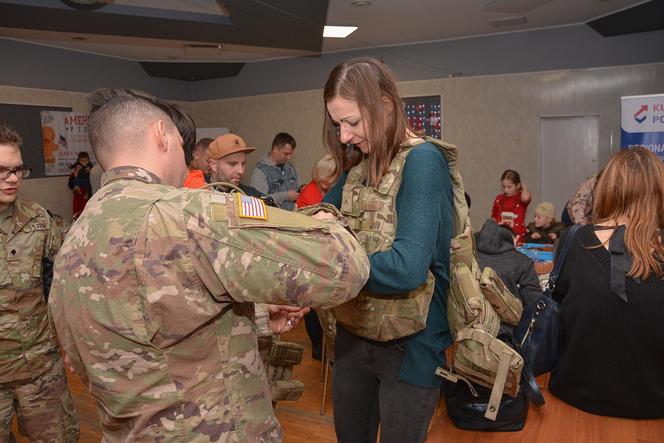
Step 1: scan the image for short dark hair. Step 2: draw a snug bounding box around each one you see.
[0,124,22,148]
[196,137,213,151]
[187,138,212,168]
[161,104,196,166]
[272,132,296,150]
[86,89,195,167]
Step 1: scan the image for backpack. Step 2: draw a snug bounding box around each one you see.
[427,139,535,422]
[436,230,527,421]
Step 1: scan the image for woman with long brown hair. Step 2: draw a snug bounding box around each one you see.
[316,57,454,442]
[550,147,664,418]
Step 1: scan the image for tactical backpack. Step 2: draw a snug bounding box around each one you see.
[430,138,539,421]
[436,231,526,420]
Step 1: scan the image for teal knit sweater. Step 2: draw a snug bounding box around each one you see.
[324,142,453,388]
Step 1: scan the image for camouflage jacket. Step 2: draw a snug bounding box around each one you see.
[48,166,369,442]
[0,198,61,383]
[566,175,597,225]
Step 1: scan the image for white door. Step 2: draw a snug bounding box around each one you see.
[539,116,599,219]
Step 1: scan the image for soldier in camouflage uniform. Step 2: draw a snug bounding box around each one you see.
[48,90,370,442]
[0,124,79,443]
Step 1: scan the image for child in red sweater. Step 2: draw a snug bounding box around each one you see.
[491,169,531,242]
[296,154,337,209]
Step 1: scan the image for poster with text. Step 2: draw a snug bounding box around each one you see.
[621,93,664,160]
[41,110,97,176]
[404,95,442,139]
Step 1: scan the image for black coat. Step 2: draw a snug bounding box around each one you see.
[474,219,542,307]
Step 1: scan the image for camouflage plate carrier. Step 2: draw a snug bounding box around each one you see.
[333,138,438,341]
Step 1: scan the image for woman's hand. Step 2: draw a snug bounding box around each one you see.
[268,305,311,334]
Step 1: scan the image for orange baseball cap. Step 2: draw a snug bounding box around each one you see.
[208,134,255,160]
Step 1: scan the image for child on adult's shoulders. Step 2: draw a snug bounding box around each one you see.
[525,202,565,244]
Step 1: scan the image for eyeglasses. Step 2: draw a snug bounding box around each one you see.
[0,166,31,180]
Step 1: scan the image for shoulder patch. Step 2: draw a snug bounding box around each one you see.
[235,193,267,220]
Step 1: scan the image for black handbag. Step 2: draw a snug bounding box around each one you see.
[514,225,580,376]
[442,379,528,432]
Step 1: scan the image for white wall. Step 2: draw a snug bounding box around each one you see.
[192,62,664,228]
[3,62,664,228]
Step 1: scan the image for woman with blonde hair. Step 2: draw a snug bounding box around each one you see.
[295,153,336,208]
[550,147,664,418]
[315,57,453,442]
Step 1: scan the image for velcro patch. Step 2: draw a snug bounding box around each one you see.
[235,193,267,220]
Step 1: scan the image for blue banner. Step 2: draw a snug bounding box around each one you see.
[621,94,664,160]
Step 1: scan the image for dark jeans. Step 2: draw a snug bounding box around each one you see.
[333,326,439,443]
[303,310,322,355]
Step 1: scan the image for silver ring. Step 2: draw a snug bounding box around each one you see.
[287,319,293,327]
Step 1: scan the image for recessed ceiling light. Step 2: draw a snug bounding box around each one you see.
[323,26,358,38]
[351,0,372,6]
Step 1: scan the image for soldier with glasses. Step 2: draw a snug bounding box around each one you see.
[0,124,78,442]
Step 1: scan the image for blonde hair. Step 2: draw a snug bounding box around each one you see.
[312,154,336,184]
[593,147,664,280]
[323,57,409,186]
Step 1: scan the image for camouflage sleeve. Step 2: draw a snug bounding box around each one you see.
[41,210,62,299]
[185,191,369,309]
[567,176,596,225]
[254,304,272,337]
[43,210,62,259]
[48,274,89,385]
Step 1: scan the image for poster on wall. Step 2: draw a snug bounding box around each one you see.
[40,110,97,176]
[404,95,442,139]
[621,93,664,160]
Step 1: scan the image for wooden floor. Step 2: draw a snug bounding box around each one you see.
[12,324,664,442]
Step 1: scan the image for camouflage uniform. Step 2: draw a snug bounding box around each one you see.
[48,167,369,442]
[0,198,79,443]
[566,174,597,225]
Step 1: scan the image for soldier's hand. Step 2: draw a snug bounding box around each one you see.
[531,232,541,239]
[268,305,310,334]
[287,190,299,201]
[311,211,336,222]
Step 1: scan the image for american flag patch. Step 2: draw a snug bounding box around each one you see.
[236,193,268,220]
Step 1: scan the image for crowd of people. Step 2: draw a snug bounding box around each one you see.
[0,57,662,443]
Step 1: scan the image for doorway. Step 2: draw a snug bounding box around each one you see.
[539,116,600,219]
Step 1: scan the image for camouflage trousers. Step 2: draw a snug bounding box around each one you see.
[0,359,79,443]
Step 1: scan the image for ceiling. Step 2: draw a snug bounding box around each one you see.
[0,0,659,70]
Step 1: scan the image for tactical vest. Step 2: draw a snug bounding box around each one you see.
[334,138,463,341]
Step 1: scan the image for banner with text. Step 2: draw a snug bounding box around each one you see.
[621,93,664,160]
[41,110,96,176]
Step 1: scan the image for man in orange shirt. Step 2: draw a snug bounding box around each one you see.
[183,137,212,188]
